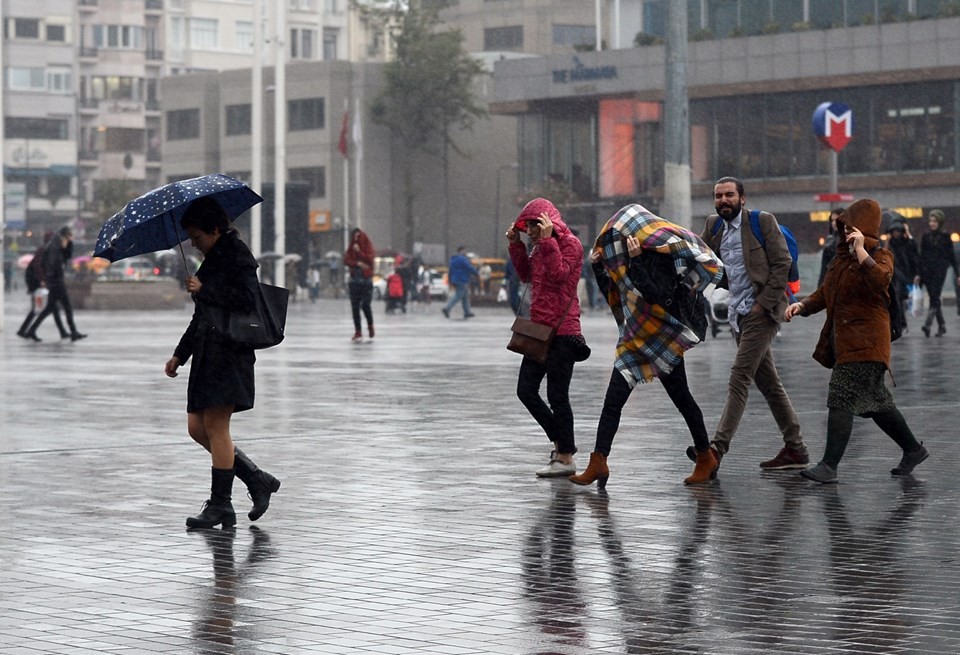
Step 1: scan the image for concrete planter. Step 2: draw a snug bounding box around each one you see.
[68,279,187,310]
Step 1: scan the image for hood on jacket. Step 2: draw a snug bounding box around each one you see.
[514,198,572,241]
[839,198,882,251]
[349,228,374,253]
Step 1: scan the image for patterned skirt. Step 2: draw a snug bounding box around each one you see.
[826,361,895,416]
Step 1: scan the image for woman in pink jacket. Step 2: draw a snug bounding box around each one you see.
[506,198,590,478]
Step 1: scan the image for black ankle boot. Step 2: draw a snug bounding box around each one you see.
[187,467,237,529]
[232,448,281,521]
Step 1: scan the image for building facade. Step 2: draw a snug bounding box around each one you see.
[3,0,80,237]
[491,13,960,250]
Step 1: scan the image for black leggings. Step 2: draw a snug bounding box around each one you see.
[517,340,577,455]
[594,359,709,457]
[348,279,373,333]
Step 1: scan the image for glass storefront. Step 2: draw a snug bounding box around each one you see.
[518,80,958,202]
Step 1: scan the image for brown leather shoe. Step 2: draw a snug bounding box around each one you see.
[684,448,719,485]
[569,452,609,490]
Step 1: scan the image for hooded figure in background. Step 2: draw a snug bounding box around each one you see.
[786,199,928,483]
[884,217,918,333]
[506,198,589,479]
[344,228,376,342]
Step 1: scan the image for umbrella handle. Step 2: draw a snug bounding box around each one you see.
[175,222,190,276]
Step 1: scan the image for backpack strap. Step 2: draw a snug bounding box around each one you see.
[710,216,724,237]
[748,209,765,248]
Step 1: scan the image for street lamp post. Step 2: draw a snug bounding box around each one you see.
[493,163,518,258]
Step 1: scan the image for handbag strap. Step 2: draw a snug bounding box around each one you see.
[515,281,576,330]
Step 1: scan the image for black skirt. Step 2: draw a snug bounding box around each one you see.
[826,362,894,416]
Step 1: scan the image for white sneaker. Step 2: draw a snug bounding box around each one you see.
[536,457,576,478]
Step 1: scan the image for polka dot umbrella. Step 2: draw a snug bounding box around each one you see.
[92,173,263,264]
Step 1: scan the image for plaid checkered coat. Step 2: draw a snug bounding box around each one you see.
[595,204,723,385]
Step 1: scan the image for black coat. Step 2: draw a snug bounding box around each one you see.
[919,230,958,296]
[174,230,259,413]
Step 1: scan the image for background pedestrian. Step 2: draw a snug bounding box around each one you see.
[915,209,958,337]
[344,228,376,341]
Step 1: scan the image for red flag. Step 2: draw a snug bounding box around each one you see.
[337,112,349,158]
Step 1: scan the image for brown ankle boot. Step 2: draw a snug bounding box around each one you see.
[569,452,609,489]
[684,448,718,485]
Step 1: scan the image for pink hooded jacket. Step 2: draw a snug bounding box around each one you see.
[508,198,583,336]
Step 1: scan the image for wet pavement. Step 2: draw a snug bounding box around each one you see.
[2,292,960,654]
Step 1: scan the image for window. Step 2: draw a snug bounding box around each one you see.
[89,76,142,101]
[5,117,69,140]
[808,0,844,28]
[553,25,595,48]
[105,127,145,152]
[14,18,40,39]
[92,24,144,49]
[47,68,72,94]
[291,27,315,59]
[289,166,326,198]
[236,21,253,52]
[226,104,252,135]
[46,24,66,42]
[323,28,338,60]
[169,16,185,57]
[190,18,218,50]
[289,0,316,8]
[167,108,200,140]
[288,97,325,131]
[7,67,46,91]
[483,26,522,50]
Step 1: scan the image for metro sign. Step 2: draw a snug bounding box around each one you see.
[812,102,854,152]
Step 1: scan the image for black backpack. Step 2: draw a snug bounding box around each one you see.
[24,253,42,292]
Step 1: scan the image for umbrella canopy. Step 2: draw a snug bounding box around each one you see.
[17,254,34,269]
[93,174,262,263]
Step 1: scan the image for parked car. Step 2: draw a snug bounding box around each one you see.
[99,256,162,281]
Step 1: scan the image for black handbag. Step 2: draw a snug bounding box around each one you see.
[207,283,289,349]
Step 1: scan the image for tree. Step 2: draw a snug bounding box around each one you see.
[366,0,486,252]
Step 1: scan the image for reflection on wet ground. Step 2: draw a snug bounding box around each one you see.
[2,297,960,653]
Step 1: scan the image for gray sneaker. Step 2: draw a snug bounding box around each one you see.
[800,461,838,484]
[891,443,929,476]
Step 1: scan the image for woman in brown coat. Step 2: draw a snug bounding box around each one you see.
[784,198,928,483]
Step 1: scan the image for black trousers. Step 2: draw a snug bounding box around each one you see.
[594,359,709,457]
[348,279,373,333]
[517,339,578,455]
[26,287,76,337]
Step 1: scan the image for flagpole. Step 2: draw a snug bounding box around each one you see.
[250,0,263,259]
[343,98,350,249]
[273,1,286,288]
[353,93,362,231]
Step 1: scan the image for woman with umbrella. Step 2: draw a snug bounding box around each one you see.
[164,197,281,529]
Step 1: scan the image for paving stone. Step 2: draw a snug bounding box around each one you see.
[2,295,960,653]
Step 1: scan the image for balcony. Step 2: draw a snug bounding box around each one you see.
[146,49,164,63]
[80,46,98,59]
[79,0,97,9]
[145,0,162,12]
[79,98,100,113]
[78,150,99,163]
[145,99,161,112]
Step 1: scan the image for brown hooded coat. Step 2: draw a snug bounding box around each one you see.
[800,198,894,370]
